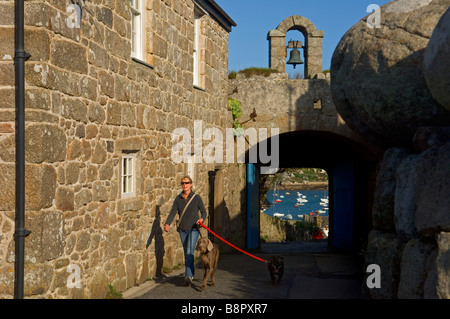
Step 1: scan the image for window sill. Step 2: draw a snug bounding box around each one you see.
[132,57,154,69]
[118,196,143,214]
[193,85,205,92]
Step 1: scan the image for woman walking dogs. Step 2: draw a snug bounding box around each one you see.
[164,176,207,286]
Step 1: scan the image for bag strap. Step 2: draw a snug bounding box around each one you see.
[177,193,197,227]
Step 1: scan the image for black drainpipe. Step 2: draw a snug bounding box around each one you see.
[208,171,216,243]
[14,0,31,299]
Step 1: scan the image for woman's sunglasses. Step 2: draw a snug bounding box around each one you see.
[181,181,191,185]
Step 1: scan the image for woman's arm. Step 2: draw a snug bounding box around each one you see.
[164,199,178,232]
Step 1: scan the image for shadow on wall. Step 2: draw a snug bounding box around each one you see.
[207,186,247,255]
[146,205,165,277]
[292,79,355,141]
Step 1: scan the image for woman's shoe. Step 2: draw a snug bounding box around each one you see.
[184,276,193,286]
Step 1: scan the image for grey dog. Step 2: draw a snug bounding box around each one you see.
[196,237,219,290]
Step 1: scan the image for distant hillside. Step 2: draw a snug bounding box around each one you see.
[260,168,328,203]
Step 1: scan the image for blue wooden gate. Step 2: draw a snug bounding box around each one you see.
[246,163,260,249]
[332,162,354,251]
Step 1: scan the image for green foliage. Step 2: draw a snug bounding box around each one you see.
[297,168,328,182]
[295,220,322,240]
[228,97,241,118]
[260,235,269,243]
[229,67,280,79]
[237,67,280,78]
[228,97,243,130]
[228,70,237,79]
[106,284,123,299]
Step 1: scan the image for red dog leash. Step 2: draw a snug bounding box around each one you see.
[198,221,268,264]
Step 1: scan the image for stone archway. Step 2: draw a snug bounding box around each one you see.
[245,130,378,253]
[267,15,324,77]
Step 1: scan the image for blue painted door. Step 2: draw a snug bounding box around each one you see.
[332,162,354,251]
[246,163,260,249]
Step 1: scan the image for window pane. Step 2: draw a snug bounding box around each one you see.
[123,158,127,175]
[127,157,133,175]
[130,0,141,59]
[193,10,201,86]
[127,175,133,193]
[123,175,128,193]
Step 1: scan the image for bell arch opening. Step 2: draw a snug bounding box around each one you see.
[267,15,324,78]
[286,29,306,79]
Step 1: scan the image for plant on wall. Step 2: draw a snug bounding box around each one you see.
[228,97,243,135]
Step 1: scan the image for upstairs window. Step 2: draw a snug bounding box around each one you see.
[193,7,204,88]
[121,154,135,198]
[131,0,144,60]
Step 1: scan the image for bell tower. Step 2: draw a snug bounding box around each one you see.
[267,15,324,78]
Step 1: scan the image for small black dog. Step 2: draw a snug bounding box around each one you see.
[267,256,284,286]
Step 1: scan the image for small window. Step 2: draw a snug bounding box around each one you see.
[121,155,135,197]
[131,0,143,60]
[193,8,203,88]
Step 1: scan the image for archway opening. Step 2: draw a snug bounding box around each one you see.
[245,130,378,255]
[260,167,329,241]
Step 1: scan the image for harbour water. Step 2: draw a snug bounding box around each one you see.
[263,189,329,221]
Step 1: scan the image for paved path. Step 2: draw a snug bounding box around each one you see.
[124,241,366,300]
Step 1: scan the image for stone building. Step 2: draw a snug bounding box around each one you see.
[0,0,246,298]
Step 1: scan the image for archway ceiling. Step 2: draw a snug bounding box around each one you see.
[246,130,381,170]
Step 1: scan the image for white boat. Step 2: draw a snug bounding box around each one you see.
[317,210,326,214]
[273,213,284,217]
[320,198,328,203]
[285,214,293,220]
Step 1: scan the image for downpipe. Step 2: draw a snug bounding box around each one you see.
[14,0,31,299]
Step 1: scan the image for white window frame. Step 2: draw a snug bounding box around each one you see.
[193,8,202,87]
[121,154,135,198]
[131,0,144,60]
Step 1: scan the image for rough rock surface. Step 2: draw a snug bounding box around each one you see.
[424,7,450,110]
[414,143,450,235]
[331,0,450,147]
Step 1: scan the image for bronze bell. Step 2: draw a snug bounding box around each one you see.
[287,47,303,69]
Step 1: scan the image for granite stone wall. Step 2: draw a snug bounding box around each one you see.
[364,138,450,299]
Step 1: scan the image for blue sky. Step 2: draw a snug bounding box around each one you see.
[215,0,391,77]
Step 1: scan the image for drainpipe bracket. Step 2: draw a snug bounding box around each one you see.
[14,50,31,61]
[14,228,32,239]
